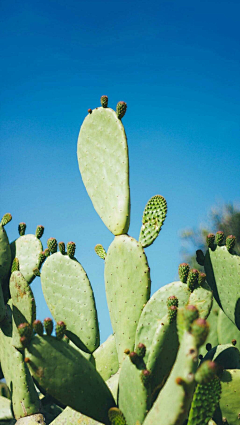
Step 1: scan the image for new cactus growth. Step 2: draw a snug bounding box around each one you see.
[0,96,239,425]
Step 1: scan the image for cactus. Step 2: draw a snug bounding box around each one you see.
[0,96,239,425]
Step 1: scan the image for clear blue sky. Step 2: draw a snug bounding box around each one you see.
[1,0,240,342]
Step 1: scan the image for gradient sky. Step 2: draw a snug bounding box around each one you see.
[1,0,240,342]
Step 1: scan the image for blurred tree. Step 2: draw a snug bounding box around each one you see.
[180,203,240,269]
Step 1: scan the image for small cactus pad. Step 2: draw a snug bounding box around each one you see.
[41,252,99,352]
[101,95,108,108]
[143,331,199,425]
[116,101,127,119]
[105,235,151,364]
[0,213,12,227]
[10,271,36,348]
[108,408,126,425]
[77,106,130,235]
[219,369,240,425]
[0,305,40,419]
[95,244,107,260]
[25,335,116,423]
[178,263,190,283]
[139,195,167,248]
[10,234,43,283]
[118,355,151,425]
[204,245,240,329]
[93,334,119,381]
[18,223,26,236]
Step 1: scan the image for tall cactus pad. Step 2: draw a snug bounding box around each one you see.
[139,195,167,248]
[204,245,240,329]
[143,331,199,425]
[10,234,43,284]
[219,369,240,425]
[77,107,130,235]
[10,271,36,348]
[0,305,40,419]
[93,334,119,381]
[105,235,151,363]
[25,335,116,424]
[118,355,151,425]
[41,252,99,352]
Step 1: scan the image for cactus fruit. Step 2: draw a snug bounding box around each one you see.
[178,263,190,283]
[116,101,127,119]
[226,234,236,252]
[18,223,26,236]
[101,95,108,108]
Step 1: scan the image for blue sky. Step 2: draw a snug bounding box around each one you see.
[1,0,240,342]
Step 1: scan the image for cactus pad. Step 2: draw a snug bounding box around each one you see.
[93,334,119,381]
[219,369,240,425]
[139,195,167,248]
[41,252,99,352]
[77,107,130,235]
[10,234,43,284]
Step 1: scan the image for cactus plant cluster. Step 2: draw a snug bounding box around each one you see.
[0,97,240,425]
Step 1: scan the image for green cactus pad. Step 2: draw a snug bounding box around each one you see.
[219,369,240,425]
[146,312,179,395]
[0,305,40,419]
[25,335,115,424]
[139,195,167,248]
[105,235,151,364]
[77,107,130,235]
[204,245,240,329]
[50,406,104,425]
[188,375,221,425]
[93,334,119,381]
[187,281,213,319]
[118,355,151,425]
[218,309,240,351]
[135,281,190,353]
[10,234,43,284]
[143,331,199,425]
[41,252,99,352]
[10,271,36,348]
[0,220,12,289]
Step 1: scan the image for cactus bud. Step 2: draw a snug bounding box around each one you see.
[206,233,215,249]
[35,225,44,239]
[11,257,19,273]
[44,248,50,257]
[196,249,205,266]
[136,343,146,358]
[58,242,65,255]
[38,251,46,267]
[168,305,178,323]
[67,242,76,259]
[88,109,92,114]
[215,231,224,246]
[178,263,190,283]
[100,95,108,108]
[129,352,138,365]
[195,360,218,383]
[198,272,206,286]
[56,321,66,340]
[116,101,127,119]
[108,407,126,425]
[191,318,209,347]
[18,222,26,236]
[1,213,12,227]
[226,235,236,252]
[95,244,107,260]
[167,295,179,308]
[187,269,199,292]
[33,320,43,336]
[183,305,199,330]
[44,318,53,336]
[47,238,57,254]
[18,323,32,346]
[141,369,151,386]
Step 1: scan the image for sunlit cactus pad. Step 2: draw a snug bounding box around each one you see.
[41,252,99,353]
[139,195,167,248]
[10,234,43,283]
[77,106,130,235]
